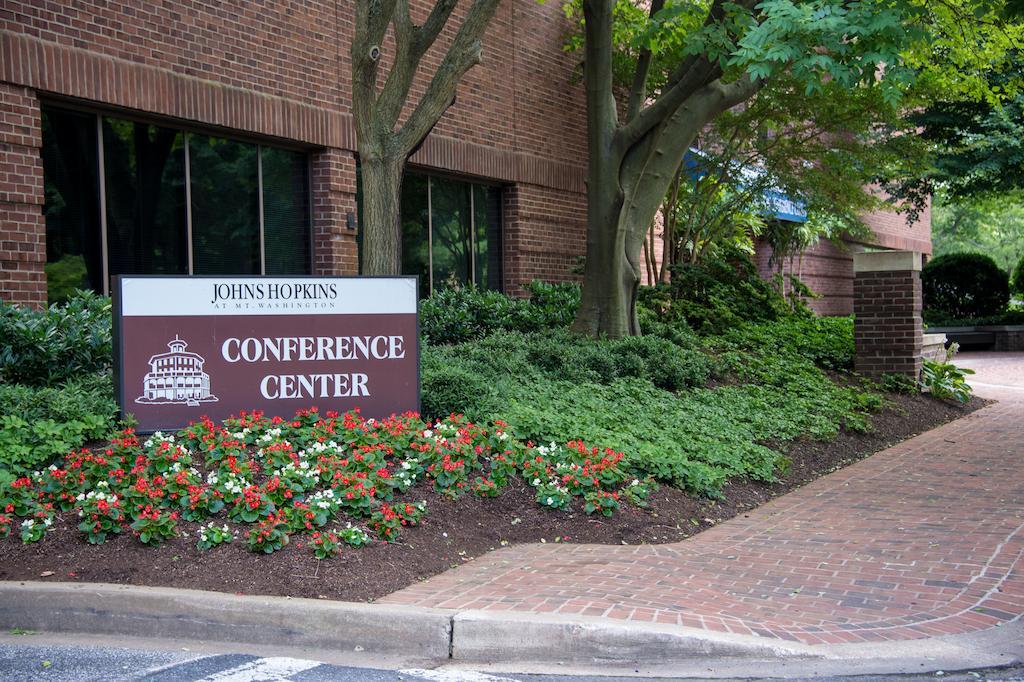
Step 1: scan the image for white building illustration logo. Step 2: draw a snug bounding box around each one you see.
[136,336,219,407]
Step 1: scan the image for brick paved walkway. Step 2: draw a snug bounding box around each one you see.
[382,352,1024,646]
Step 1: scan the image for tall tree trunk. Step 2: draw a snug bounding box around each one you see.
[570,0,763,338]
[359,155,405,275]
[572,170,639,337]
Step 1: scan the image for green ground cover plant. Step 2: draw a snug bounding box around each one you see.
[0,373,118,484]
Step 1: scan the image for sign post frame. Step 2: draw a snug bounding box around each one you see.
[112,275,421,433]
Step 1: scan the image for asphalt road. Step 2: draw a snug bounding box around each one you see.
[1,638,1023,682]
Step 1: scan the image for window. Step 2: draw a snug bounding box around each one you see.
[360,170,502,299]
[41,105,311,302]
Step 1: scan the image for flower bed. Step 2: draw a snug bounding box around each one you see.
[0,408,656,557]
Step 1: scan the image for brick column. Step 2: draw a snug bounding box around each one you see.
[853,251,923,379]
[310,148,359,276]
[0,84,46,307]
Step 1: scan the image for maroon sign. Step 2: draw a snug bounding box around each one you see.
[113,276,419,432]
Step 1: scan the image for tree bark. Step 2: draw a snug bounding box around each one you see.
[359,155,405,275]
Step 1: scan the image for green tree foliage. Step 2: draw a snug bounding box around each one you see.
[922,252,1010,320]
[931,191,1024,273]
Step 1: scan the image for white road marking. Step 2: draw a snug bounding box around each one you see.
[199,656,321,681]
[400,669,521,682]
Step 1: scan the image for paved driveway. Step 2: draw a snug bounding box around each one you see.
[954,351,1024,402]
[382,353,1024,646]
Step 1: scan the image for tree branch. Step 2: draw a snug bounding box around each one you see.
[375,0,418,132]
[615,58,719,154]
[395,0,501,154]
[625,0,666,123]
[417,0,460,55]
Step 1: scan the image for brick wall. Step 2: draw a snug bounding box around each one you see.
[0,0,589,303]
[503,183,586,295]
[0,0,926,308]
[754,238,856,316]
[0,83,44,306]
[858,187,932,255]
[853,252,923,379]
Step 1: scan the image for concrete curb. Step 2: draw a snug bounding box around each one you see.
[450,609,816,664]
[0,581,452,666]
[2,581,1022,675]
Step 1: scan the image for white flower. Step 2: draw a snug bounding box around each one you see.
[546,497,554,506]
[532,478,541,486]
[631,479,640,487]
[423,429,433,438]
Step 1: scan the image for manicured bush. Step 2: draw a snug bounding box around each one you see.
[419,281,579,345]
[922,252,1010,320]
[0,290,113,386]
[0,372,119,479]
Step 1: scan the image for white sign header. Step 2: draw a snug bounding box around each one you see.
[119,277,418,317]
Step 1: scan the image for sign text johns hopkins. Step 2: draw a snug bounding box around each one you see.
[113,276,419,432]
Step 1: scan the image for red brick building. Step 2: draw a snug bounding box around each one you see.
[0,1,927,312]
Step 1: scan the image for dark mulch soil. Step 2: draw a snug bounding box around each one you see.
[0,393,986,602]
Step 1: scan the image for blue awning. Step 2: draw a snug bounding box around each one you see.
[682,148,807,223]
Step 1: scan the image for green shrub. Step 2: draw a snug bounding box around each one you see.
[922,253,1010,320]
[488,369,878,497]
[419,281,580,345]
[44,255,90,305]
[0,372,119,477]
[920,359,974,403]
[0,290,112,386]
[639,252,809,335]
[1013,253,1024,298]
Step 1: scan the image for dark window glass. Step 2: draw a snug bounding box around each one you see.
[430,176,472,292]
[261,147,310,274]
[103,118,187,278]
[401,173,430,300]
[189,134,260,275]
[41,108,102,303]
[474,184,503,291]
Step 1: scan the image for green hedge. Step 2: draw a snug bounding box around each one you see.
[420,281,579,345]
[0,290,112,386]
[922,252,1010,320]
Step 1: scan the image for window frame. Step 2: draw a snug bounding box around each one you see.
[40,100,314,294]
[408,168,504,296]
